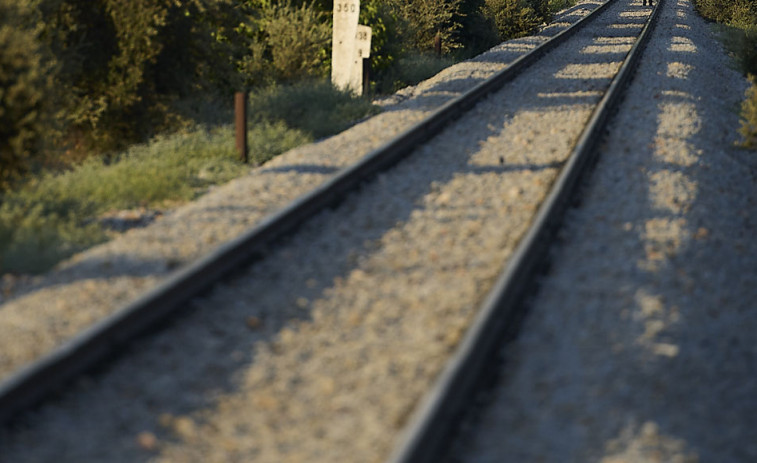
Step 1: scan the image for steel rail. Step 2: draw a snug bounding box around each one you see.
[386,0,665,461]
[0,0,616,425]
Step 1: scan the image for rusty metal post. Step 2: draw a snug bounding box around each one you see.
[434,33,442,58]
[235,92,248,163]
[362,58,371,97]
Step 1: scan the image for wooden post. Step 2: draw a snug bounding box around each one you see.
[435,32,442,58]
[235,92,248,164]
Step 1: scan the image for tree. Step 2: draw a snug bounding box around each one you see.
[34,0,246,153]
[0,0,52,189]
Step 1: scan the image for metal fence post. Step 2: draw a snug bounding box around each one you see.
[362,58,371,96]
[235,92,248,164]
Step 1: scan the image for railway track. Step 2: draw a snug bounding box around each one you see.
[0,0,667,460]
[438,0,757,461]
[388,0,662,461]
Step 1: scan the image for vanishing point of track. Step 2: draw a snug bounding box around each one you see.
[0,0,662,460]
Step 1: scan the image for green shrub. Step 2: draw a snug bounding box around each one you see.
[0,202,106,274]
[483,0,542,41]
[548,0,576,13]
[739,76,757,148]
[526,0,551,22]
[240,0,331,85]
[247,121,313,165]
[0,0,52,190]
[391,0,463,53]
[695,0,757,25]
[248,80,380,139]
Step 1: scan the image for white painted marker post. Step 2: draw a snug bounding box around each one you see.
[349,25,372,95]
[331,0,360,92]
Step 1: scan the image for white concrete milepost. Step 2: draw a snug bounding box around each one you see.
[349,25,372,95]
[331,0,360,93]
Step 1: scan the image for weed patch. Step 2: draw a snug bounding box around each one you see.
[248,81,380,139]
[376,53,457,93]
[0,122,309,274]
[739,76,757,148]
[694,0,757,150]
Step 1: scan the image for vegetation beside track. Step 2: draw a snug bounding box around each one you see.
[693,0,757,147]
[0,81,379,274]
[0,0,574,274]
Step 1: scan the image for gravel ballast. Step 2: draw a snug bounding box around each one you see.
[447,0,757,462]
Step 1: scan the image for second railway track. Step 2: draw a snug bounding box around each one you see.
[0,0,671,460]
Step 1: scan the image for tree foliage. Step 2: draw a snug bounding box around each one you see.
[239,0,331,85]
[386,0,463,52]
[483,0,542,41]
[695,0,757,26]
[0,0,52,189]
[455,0,501,53]
[33,0,245,153]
